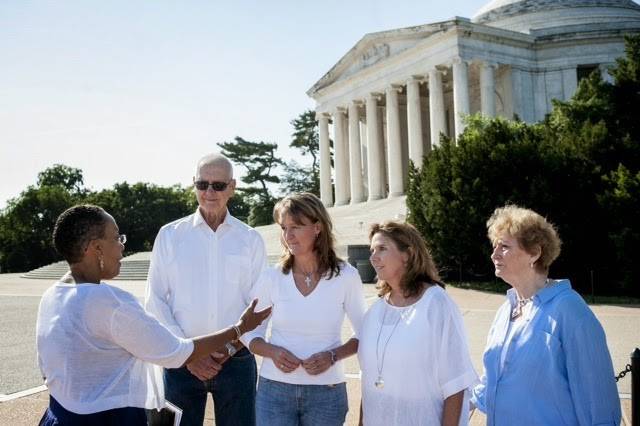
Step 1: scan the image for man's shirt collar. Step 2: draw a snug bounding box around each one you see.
[192,208,234,229]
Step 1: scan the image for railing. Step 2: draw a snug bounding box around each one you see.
[616,348,639,426]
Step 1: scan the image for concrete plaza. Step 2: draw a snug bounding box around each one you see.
[0,273,637,425]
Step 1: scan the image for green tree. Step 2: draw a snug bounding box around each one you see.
[281,110,320,195]
[87,182,195,253]
[0,164,89,272]
[0,185,78,272]
[0,164,199,272]
[37,164,85,194]
[280,160,319,195]
[227,188,252,224]
[406,35,640,296]
[218,137,283,226]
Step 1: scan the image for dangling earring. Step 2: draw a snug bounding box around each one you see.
[99,255,104,272]
[530,261,534,269]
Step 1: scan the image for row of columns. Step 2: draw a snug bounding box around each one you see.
[318,59,498,207]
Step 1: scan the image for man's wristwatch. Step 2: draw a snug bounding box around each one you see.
[225,342,238,357]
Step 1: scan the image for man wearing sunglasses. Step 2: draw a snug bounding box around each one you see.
[145,153,267,426]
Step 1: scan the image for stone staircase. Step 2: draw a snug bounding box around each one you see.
[22,196,406,282]
[21,257,151,281]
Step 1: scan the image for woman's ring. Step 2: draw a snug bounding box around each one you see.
[280,364,285,369]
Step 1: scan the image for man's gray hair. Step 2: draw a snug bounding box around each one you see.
[195,153,234,179]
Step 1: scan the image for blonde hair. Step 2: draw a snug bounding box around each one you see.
[487,205,562,273]
[273,193,342,278]
[369,221,443,298]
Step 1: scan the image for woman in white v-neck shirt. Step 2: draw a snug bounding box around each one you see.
[245,193,367,426]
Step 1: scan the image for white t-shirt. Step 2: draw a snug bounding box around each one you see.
[358,285,478,426]
[245,263,367,385]
[36,282,194,414]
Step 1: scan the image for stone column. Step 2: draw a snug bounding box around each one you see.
[366,93,383,201]
[317,113,333,207]
[452,58,470,138]
[348,101,364,204]
[386,85,404,197]
[562,67,578,100]
[480,61,496,117]
[406,77,424,168]
[333,108,349,205]
[428,68,446,147]
[359,120,369,198]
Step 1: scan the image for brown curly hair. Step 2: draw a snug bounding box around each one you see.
[369,221,443,298]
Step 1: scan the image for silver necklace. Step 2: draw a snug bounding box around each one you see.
[304,272,314,288]
[295,269,317,288]
[510,278,552,321]
[510,297,532,321]
[374,301,410,389]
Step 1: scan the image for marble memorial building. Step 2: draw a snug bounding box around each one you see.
[307,0,640,206]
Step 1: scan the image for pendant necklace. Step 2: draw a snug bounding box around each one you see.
[304,272,313,288]
[510,279,552,321]
[510,297,532,321]
[375,300,409,389]
[296,269,317,288]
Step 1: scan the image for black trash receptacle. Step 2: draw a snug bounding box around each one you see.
[356,260,376,283]
[347,244,376,283]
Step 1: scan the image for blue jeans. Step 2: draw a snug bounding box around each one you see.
[255,377,348,426]
[160,348,257,426]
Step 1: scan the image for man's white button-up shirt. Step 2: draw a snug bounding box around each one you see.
[145,209,267,346]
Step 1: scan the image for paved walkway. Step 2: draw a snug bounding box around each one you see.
[1,273,637,424]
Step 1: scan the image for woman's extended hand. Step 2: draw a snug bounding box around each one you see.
[270,346,302,373]
[302,351,333,375]
[237,299,272,335]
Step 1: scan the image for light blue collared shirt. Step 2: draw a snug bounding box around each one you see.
[471,280,621,425]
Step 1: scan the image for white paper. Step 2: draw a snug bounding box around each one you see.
[164,400,183,426]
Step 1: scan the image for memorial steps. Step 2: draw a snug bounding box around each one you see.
[21,258,151,281]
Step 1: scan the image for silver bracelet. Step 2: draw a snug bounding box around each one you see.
[232,325,242,341]
[329,349,337,365]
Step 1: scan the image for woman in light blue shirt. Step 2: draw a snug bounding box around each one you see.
[471,205,621,425]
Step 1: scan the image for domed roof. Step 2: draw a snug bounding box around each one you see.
[472,0,640,33]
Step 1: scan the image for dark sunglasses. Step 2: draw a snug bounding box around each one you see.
[194,180,231,192]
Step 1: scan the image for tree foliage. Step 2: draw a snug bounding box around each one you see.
[281,110,320,196]
[218,136,283,226]
[87,183,195,253]
[37,164,86,194]
[0,166,197,272]
[407,35,640,296]
[0,185,78,272]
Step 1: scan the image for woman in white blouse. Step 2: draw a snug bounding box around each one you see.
[36,205,270,425]
[358,221,477,426]
[246,192,367,426]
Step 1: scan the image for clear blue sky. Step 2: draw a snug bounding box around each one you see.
[1,0,484,208]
